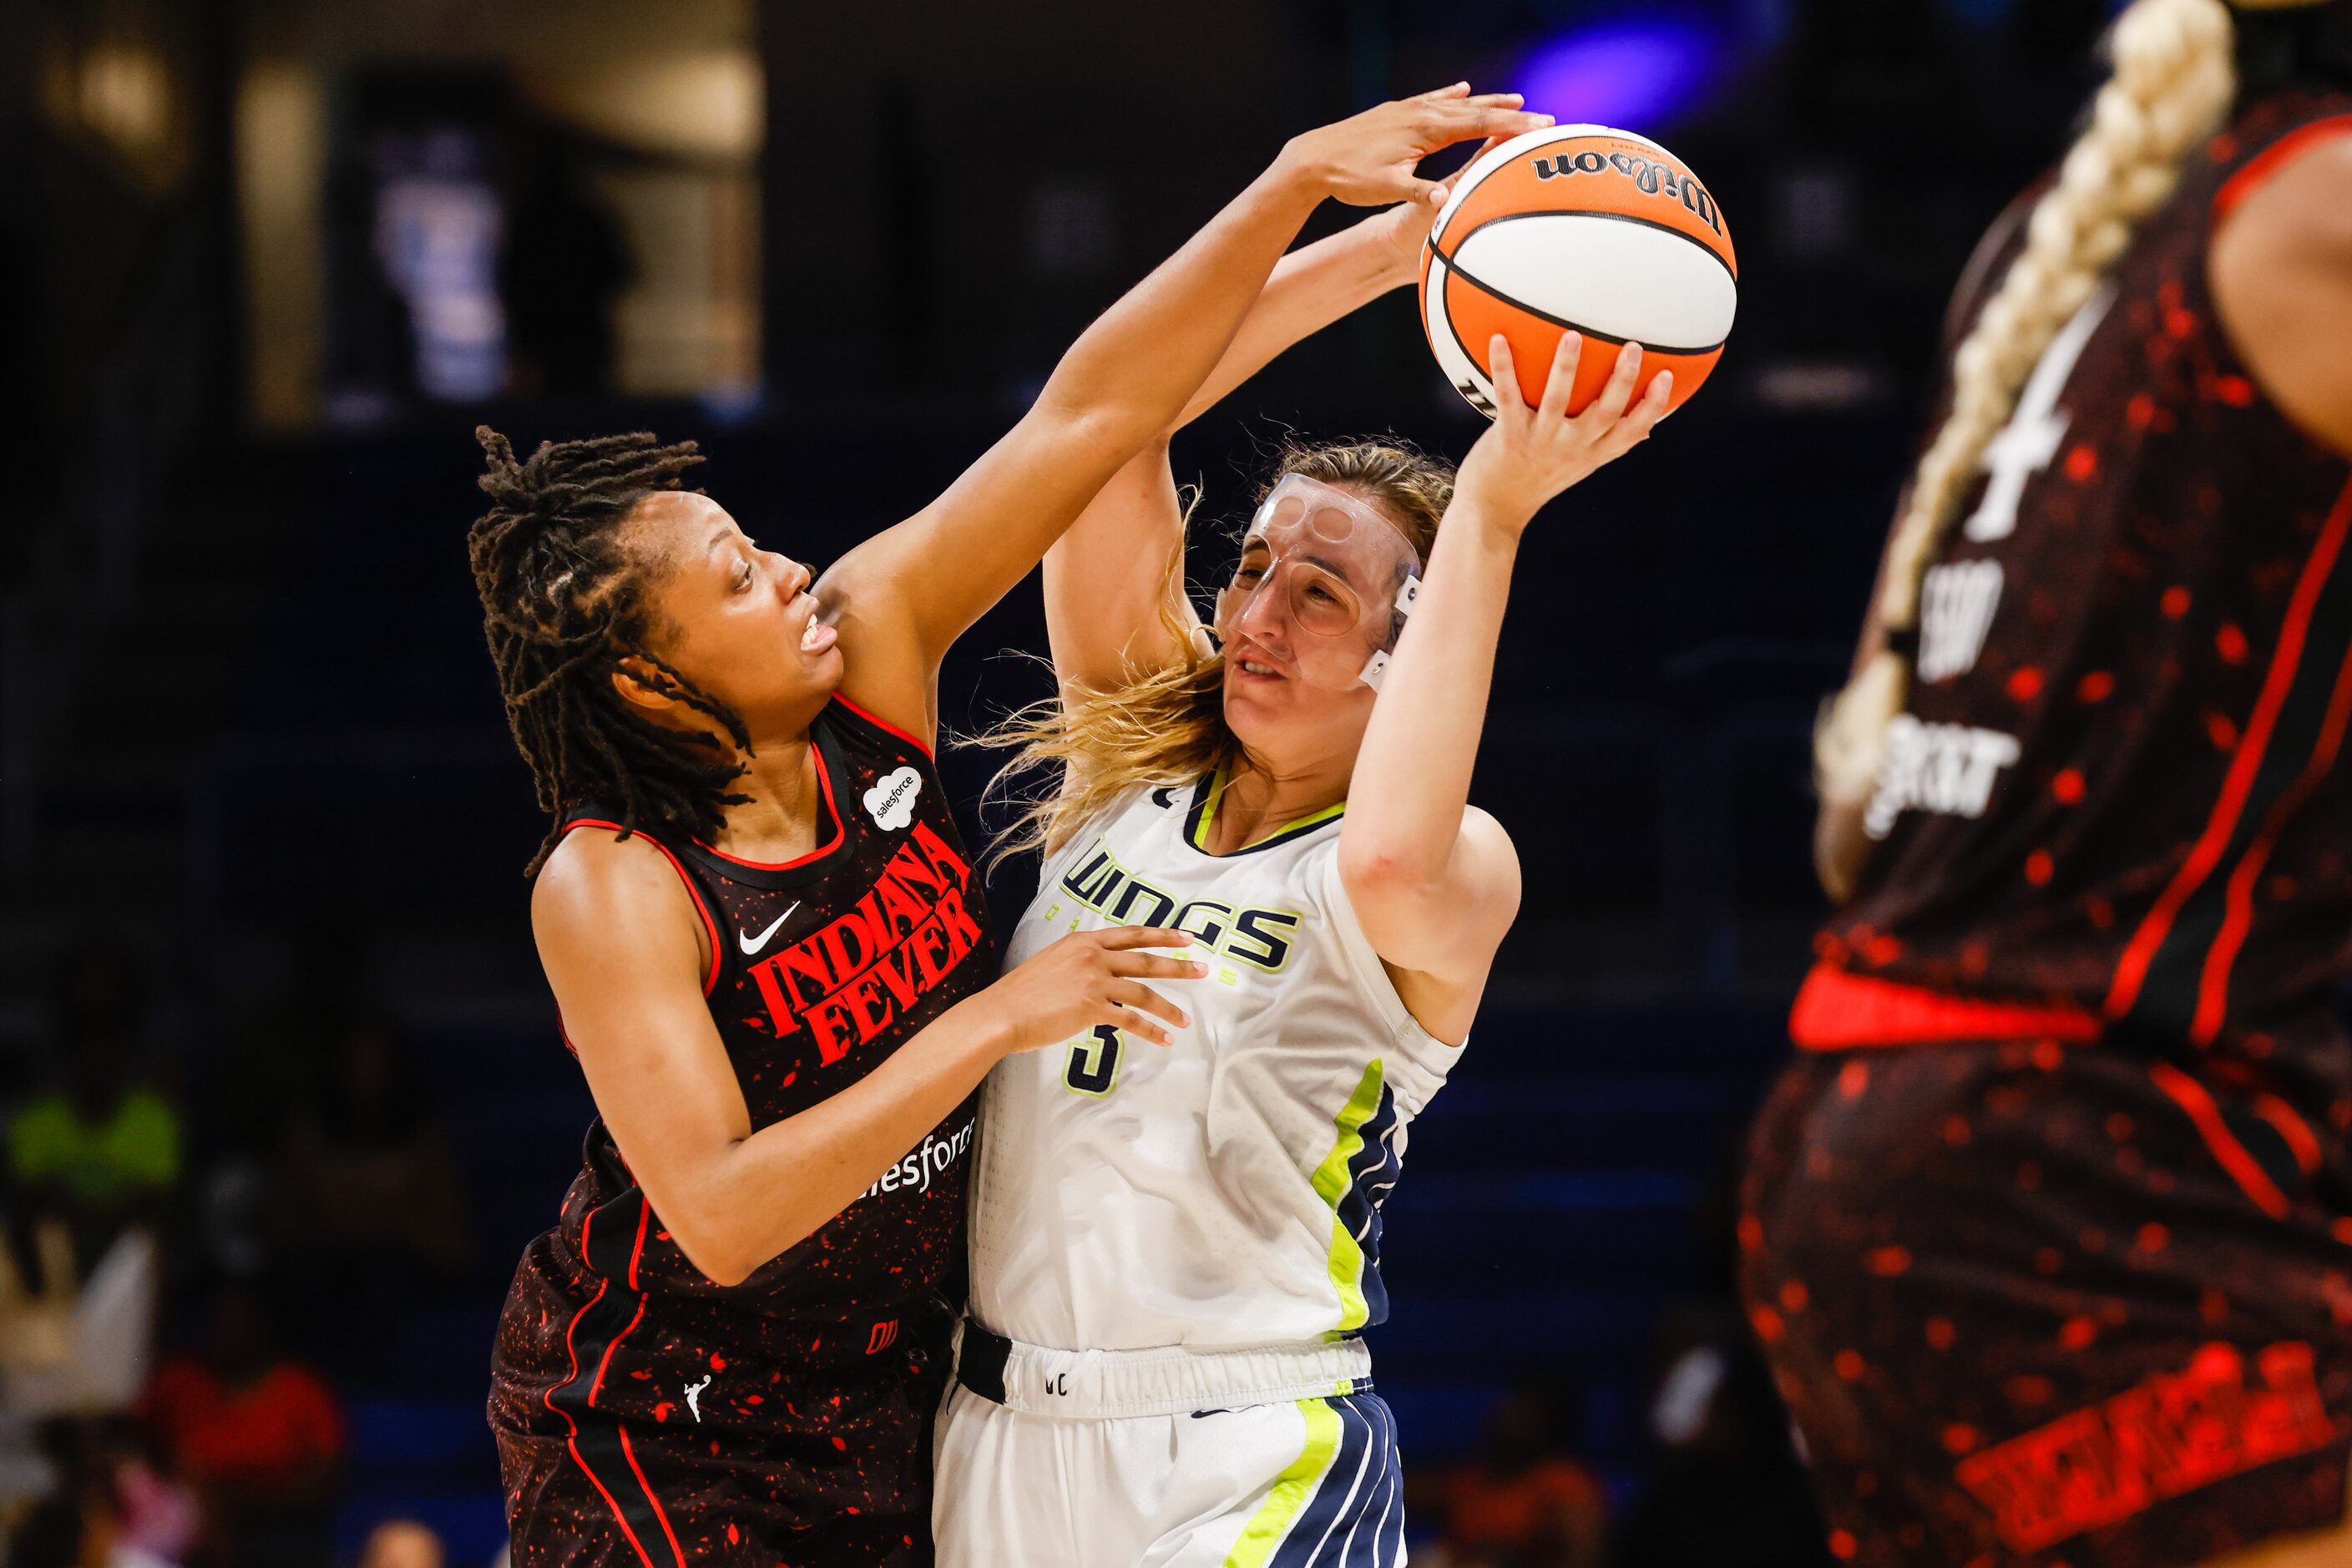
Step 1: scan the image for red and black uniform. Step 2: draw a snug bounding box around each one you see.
[1743,92,2352,1565]
[489,696,992,1567]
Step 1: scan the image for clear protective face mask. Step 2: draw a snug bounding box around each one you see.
[1211,474,1424,691]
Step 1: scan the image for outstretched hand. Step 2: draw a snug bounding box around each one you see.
[1280,84,1551,210]
[1453,332,1673,535]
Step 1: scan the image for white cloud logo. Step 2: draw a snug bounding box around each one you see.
[862,766,923,832]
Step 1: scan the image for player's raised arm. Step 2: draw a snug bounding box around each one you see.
[1043,197,1452,698]
[1338,331,1669,983]
[816,89,1552,741]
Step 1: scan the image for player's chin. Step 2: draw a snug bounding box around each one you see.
[1220,680,1295,743]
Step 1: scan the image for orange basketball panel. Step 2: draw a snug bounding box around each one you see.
[1433,266,1720,417]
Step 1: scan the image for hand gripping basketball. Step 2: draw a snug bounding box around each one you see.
[1279,84,1555,210]
[1453,332,1672,534]
[975,927,1206,1057]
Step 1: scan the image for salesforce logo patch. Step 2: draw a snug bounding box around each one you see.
[863,766,923,832]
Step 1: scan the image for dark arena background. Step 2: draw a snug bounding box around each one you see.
[0,2,2248,1565]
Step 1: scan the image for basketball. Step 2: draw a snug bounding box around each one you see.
[1420,124,1738,419]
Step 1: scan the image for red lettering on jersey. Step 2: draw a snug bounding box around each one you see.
[844,971,894,1039]
[817,897,887,980]
[910,821,973,888]
[875,870,931,938]
[868,939,923,1012]
[936,887,984,948]
[803,994,862,1064]
[910,913,953,987]
[886,838,948,898]
[773,942,835,1009]
[743,848,985,1058]
[1954,1341,2336,1552]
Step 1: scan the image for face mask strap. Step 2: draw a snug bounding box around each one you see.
[1358,572,1422,691]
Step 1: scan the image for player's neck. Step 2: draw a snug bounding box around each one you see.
[709,735,828,861]
[1205,754,1349,854]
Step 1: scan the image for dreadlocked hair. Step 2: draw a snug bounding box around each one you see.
[975,438,1454,865]
[468,426,753,875]
[1813,0,2238,810]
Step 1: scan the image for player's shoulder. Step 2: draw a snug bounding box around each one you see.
[533,822,700,943]
[2218,122,2352,255]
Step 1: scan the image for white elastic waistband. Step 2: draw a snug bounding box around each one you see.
[953,1322,1372,1420]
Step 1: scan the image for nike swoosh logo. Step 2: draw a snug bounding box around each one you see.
[738,903,800,956]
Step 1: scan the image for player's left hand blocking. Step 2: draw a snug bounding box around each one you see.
[1453,333,1672,534]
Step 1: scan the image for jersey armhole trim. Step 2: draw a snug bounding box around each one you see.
[830,690,935,759]
[2214,114,2352,225]
[561,819,721,996]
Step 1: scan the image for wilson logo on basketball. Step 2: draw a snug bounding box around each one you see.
[1529,148,1724,235]
[745,821,984,1063]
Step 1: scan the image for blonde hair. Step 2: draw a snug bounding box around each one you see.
[1813,0,2239,804]
[979,440,1454,861]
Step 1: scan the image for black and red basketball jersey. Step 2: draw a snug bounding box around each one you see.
[489,695,993,1557]
[1808,93,2352,1105]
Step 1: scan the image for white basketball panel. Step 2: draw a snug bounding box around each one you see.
[1453,212,1737,350]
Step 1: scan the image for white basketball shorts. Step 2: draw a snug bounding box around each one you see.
[932,1327,1407,1567]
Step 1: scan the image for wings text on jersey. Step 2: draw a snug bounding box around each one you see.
[1060,838,1302,972]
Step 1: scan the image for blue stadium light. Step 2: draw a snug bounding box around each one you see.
[1513,16,1727,131]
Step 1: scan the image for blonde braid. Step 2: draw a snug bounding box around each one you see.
[1813,0,2239,804]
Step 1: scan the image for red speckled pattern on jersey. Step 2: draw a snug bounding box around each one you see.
[1743,1044,2352,1567]
[1754,94,2352,1566]
[1823,90,2352,1126]
[488,698,989,1566]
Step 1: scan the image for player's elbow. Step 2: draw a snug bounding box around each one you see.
[660,1176,802,1288]
[1339,839,1447,906]
[1031,376,1161,465]
[666,1214,760,1289]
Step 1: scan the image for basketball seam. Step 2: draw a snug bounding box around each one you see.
[1430,210,1734,358]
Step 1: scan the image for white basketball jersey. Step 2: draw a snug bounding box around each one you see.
[969,777,1464,1353]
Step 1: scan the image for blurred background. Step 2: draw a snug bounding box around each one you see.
[0,0,2132,1564]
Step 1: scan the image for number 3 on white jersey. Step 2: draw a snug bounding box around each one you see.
[1064,1024,1123,1097]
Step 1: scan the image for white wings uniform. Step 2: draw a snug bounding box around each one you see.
[935,777,1464,1568]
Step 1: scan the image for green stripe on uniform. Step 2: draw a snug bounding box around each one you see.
[1308,1059,1385,1333]
[1222,1398,1343,1568]
[1192,762,1348,852]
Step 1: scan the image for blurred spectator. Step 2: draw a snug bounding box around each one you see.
[6,1416,195,1568]
[266,1012,470,1383]
[272,1012,469,1277]
[1606,1306,1832,1568]
[358,1518,446,1568]
[8,939,180,1272]
[203,922,361,1160]
[1415,1378,1606,1568]
[141,1278,343,1568]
